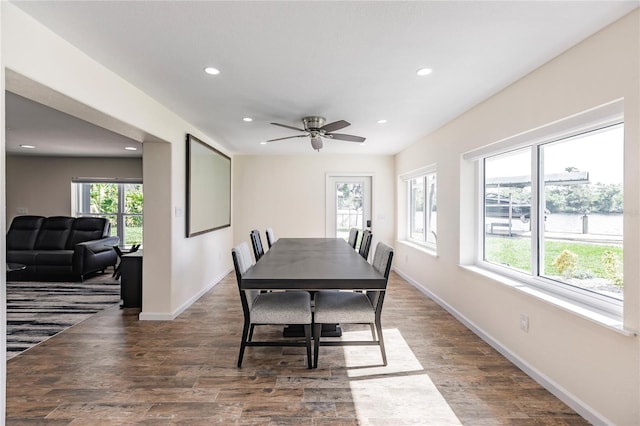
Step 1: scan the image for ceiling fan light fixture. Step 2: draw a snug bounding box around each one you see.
[310,136,323,151]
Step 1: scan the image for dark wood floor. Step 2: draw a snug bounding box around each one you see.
[6,271,588,425]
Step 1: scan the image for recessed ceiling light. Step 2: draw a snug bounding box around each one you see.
[19,144,36,149]
[243,117,253,122]
[416,68,432,76]
[125,146,138,151]
[377,119,387,124]
[204,67,220,75]
[260,142,267,145]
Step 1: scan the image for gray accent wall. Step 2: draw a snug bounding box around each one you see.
[5,156,142,227]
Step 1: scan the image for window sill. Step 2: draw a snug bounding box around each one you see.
[397,240,438,258]
[459,265,636,337]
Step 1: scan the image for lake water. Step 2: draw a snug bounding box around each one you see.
[545,213,623,236]
[489,212,623,237]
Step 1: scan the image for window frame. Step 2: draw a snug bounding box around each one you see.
[71,178,143,248]
[402,165,437,251]
[467,101,625,319]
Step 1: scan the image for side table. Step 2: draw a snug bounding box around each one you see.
[120,250,142,308]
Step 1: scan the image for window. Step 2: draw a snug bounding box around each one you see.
[72,180,143,248]
[480,121,624,311]
[406,170,437,249]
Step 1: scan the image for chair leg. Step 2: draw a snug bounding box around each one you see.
[375,320,387,366]
[313,323,322,368]
[304,324,312,369]
[369,323,376,339]
[248,324,255,342]
[238,320,251,368]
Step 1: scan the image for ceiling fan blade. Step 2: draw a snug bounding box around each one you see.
[325,133,366,143]
[320,120,350,133]
[266,135,307,142]
[270,122,306,132]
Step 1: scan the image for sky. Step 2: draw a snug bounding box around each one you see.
[486,124,624,185]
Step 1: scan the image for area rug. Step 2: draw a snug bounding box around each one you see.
[6,277,121,360]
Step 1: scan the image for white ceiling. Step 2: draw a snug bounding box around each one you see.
[7,1,639,156]
[6,92,142,157]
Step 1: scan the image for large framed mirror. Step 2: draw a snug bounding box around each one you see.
[186,134,231,237]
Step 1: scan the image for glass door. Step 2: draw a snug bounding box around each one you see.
[326,175,372,241]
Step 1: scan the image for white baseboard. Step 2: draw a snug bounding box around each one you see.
[138,267,232,321]
[393,267,611,426]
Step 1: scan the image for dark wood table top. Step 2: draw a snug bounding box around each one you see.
[241,238,385,291]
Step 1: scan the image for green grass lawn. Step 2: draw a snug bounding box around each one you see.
[486,236,622,278]
[124,227,143,246]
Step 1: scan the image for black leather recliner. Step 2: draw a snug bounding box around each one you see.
[6,215,120,281]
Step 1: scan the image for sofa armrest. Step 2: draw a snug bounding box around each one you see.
[73,236,120,277]
[75,236,120,253]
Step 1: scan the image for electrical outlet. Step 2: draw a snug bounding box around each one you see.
[520,314,529,333]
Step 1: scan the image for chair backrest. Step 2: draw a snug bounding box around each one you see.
[347,227,359,249]
[368,241,394,308]
[372,242,394,280]
[265,228,276,249]
[358,230,373,260]
[250,229,265,261]
[6,215,45,250]
[232,242,259,310]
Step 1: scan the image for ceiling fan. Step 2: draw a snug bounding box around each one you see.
[266,116,366,151]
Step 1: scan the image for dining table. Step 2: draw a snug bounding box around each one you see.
[242,237,386,290]
[241,237,386,337]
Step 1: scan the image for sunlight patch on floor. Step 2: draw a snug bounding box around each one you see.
[342,328,462,425]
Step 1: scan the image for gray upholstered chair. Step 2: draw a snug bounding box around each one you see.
[347,227,359,249]
[265,227,276,249]
[232,242,313,369]
[250,229,265,261]
[358,229,373,260]
[313,242,393,368]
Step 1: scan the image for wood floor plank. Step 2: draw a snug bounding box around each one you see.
[6,271,589,424]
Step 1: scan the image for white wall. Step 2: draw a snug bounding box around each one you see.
[2,2,234,320]
[0,2,7,419]
[233,155,395,250]
[394,10,639,425]
[5,156,142,226]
